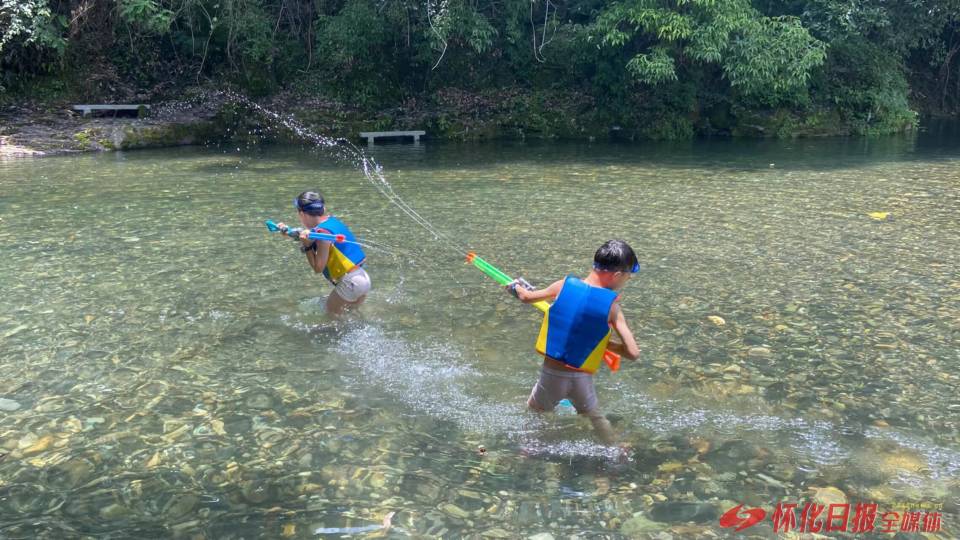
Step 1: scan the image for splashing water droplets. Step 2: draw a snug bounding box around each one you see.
[212,90,471,257]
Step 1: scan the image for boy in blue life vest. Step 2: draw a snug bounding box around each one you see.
[507,240,641,443]
[275,191,370,315]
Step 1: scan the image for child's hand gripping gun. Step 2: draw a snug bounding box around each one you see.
[265,220,347,244]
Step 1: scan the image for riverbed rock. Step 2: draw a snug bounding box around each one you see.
[163,493,198,519]
[46,458,95,489]
[440,503,471,519]
[622,514,664,536]
[244,392,274,410]
[22,435,55,456]
[810,486,847,507]
[0,398,22,411]
[880,451,929,475]
[648,502,718,523]
[100,503,128,520]
[707,316,726,327]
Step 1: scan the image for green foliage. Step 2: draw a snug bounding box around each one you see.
[593,0,826,105]
[626,48,677,83]
[813,38,917,134]
[723,16,825,102]
[313,0,398,104]
[226,1,277,92]
[119,0,174,35]
[797,0,960,116]
[1,0,956,135]
[427,0,497,55]
[0,0,60,54]
[0,0,66,91]
[316,0,389,70]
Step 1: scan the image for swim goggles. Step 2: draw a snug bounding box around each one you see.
[294,197,325,214]
[594,261,640,273]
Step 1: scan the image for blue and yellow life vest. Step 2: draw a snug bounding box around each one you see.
[312,216,366,284]
[535,276,618,373]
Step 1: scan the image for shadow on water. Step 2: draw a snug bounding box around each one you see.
[159,120,960,178]
[189,158,302,176]
[358,130,958,173]
[23,118,956,179]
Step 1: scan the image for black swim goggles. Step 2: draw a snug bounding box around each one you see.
[593,261,640,273]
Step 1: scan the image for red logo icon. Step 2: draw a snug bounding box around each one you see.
[719,504,767,531]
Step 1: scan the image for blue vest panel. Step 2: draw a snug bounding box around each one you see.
[313,216,366,283]
[536,276,617,371]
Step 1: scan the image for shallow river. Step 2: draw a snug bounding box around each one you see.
[1,127,958,538]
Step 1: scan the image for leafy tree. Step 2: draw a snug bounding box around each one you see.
[593,0,826,104]
[0,0,66,90]
[2,0,957,132]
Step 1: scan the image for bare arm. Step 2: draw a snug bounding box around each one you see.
[608,303,640,360]
[512,279,563,304]
[298,230,330,274]
[305,240,331,274]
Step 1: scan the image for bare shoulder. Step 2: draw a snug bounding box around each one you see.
[544,279,566,295]
[547,278,565,290]
[609,299,627,322]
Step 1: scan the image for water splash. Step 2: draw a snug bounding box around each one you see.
[624,394,960,480]
[214,90,471,258]
[332,323,624,460]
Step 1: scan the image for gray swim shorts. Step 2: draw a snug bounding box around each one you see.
[333,267,371,302]
[527,365,600,415]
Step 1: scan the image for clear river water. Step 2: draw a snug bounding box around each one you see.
[1,126,958,538]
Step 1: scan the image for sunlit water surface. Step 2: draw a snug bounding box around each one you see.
[1,129,959,538]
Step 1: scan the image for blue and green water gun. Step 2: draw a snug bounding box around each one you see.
[265,219,352,244]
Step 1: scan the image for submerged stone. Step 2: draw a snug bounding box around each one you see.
[810,486,847,507]
[245,392,274,410]
[440,502,471,519]
[0,398,21,411]
[99,503,128,520]
[648,502,718,523]
[707,315,726,327]
[22,435,55,456]
[621,514,665,536]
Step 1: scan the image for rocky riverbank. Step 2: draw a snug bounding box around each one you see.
[0,87,920,159]
[0,100,229,158]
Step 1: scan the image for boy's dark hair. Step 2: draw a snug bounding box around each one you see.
[295,191,325,216]
[593,240,638,273]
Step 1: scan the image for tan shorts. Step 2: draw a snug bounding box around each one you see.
[528,364,600,415]
[333,267,371,303]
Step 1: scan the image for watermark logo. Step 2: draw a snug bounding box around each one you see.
[719,504,767,531]
[719,502,943,534]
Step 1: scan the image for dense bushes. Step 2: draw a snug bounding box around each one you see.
[1,0,956,136]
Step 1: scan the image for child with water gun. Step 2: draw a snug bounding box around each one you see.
[275,191,370,314]
[507,240,641,443]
